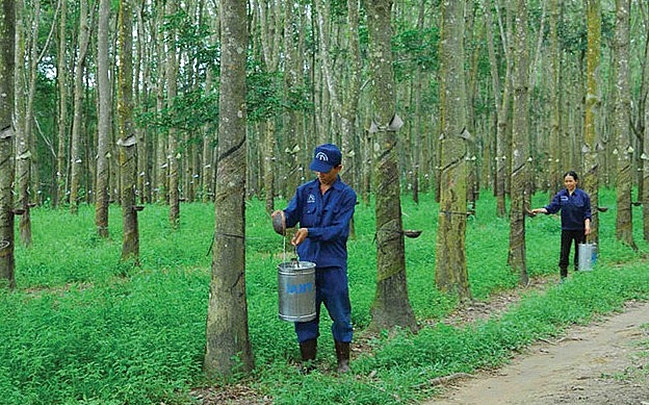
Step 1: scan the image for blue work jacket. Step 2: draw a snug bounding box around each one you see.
[544,188,592,230]
[284,176,356,269]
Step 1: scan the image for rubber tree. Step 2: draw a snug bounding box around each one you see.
[166,0,180,226]
[435,0,471,301]
[583,0,601,245]
[507,0,530,286]
[204,0,254,377]
[613,0,636,249]
[0,0,15,289]
[95,0,111,238]
[118,0,140,263]
[363,0,417,332]
[69,0,91,214]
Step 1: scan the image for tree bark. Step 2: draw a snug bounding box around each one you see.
[154,0,166,204]
[614,0,635,249]
[15,0,31,246]
[435,0,471,301]
[583,0,601,245]
[642,2,649,242]
[0,0,15,289]
[204,0,254,377]
[363,0,417,332]
[96,0,111,238]
[167,0,179,226]
[507,0,529,286]
[548,0,561,195]
[69,0,91,214]
[135,0,148,204]
[55,0,67,207]
[118,0,139,262]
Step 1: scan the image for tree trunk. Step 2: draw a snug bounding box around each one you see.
[283,1,300,200]
[507,0,529,286]
[363,0,417,332]
[118,0,139,262]
[55,0,67,207]
[167,0,179,225]
[614,0,635,249]
[548,0,561,195]
[341,0,363,196]
[255,0,280,214]
[642,2,649,242]
[96,0,111,238]
[583,0,601,245]
[204,0,254,377]
[0,0,15,289]
[487,0,512,218]
[15,0,31,246]
[154,0,167,204]
[135,0,148,204]
[69,0,91,214]
[435,0,471,301]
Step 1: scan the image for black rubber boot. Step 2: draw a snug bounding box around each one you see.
[334,341,350,374]
[299,339,317,373]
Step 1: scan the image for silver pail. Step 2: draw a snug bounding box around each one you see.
[278,261,316,322]
[578,243,597,271]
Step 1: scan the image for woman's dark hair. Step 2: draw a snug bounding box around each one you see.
[563,170,579,181]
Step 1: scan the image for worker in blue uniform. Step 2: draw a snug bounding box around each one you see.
[532,170,592,281]
[272,143,356,373]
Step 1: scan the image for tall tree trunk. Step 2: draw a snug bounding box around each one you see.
[135,0,148,204]
[548,0,561,194]
[283,1,300,199]
[483,0,508,217]
[0,0,15,289]
[154,0,166,204]
[69,0,91,214]
[614,0,635,249]
[507,0,529,286]
[96,0,110,238]
[583,0,601,245]
[167,0,179,225]
[15,0,30,245]
[118,0,139,262]
[363,0,417,332]
[55,0,67,207]
[204,0,254,377]
[255,0,280,214]
[435,0,471,301]
[341,0,363,196]
[642,2,649,242]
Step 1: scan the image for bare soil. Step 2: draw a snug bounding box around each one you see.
[426,300,649,405]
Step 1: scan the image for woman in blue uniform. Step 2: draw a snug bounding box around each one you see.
[532,171,591,280]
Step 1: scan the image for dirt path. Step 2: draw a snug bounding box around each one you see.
[427,301,649,405]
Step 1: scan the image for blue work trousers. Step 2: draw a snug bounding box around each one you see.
[295,266,352,343]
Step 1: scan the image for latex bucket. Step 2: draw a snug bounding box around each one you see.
[578,242,597,271]
[278,261,316,322]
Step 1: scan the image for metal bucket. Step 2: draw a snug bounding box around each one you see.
[278,260,316,322]
[578,242,597,271]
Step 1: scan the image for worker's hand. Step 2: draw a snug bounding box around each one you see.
[585,224,591,236]
[291,228,308,246]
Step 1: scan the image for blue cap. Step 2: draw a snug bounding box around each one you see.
[309,143,342,173]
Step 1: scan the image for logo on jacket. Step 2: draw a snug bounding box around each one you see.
[307,194,315,203]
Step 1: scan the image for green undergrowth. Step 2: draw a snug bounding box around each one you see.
[1,189,648,404]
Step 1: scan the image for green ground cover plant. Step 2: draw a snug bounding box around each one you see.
[1,189,648,404]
